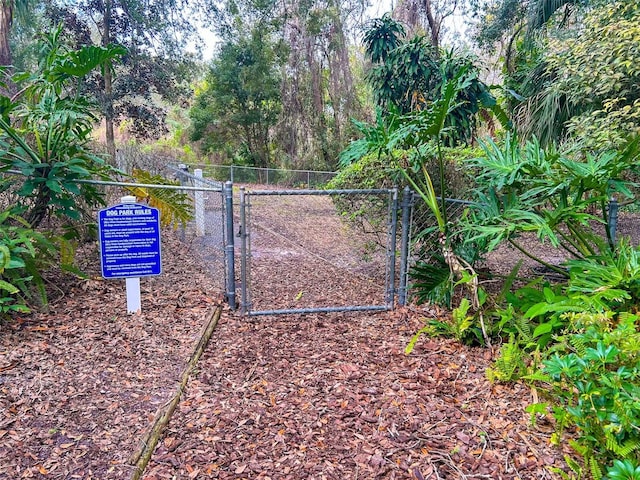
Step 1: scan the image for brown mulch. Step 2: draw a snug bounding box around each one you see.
[143,307,564,479]
[1,191,569,479]
[0,232,222,479]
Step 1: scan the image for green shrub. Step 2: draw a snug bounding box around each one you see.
[529,312,640,476]
[0,207,53,316]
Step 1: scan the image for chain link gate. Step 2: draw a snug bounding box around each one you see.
[235,187,409,316]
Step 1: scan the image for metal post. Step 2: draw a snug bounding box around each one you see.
[194,169,205,236]
[608,198,619,246]
[386,189,399,308]
[230,165,234,183]
[398,187,413,306]
[239,187,250,315]
[224,182,237,310]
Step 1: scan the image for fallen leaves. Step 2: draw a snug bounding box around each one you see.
[0,194,571,480]
[0,230,221,479]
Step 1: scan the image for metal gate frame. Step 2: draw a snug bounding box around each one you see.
[235,187,412,317]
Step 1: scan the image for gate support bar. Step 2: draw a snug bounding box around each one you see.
[398,186,413,306]
[239,187,251,315]
[223,182,237,310]
[386,188,398,308]
[247,305,390,316]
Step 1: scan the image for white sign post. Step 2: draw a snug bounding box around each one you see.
[126,276,141,315]
[121,196,141,314]
[98,195,162,315]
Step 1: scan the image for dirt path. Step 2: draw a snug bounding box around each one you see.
[141,192,564,479]
[244,192,391,313]
[0,233,221,479]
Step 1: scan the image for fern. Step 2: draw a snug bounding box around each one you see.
[127,169,194,229]
[514,315,534,343]
[569,334,589,357]
[487,335,527,382]
[588,455,603,480]
[550,454,584,480]
[605,432,640,458]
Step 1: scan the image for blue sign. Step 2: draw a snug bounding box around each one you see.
[98,203,162,279]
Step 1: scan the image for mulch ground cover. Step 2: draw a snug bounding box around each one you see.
[142,306,564,480]
[0,190,574,479]
[0,232,221,479]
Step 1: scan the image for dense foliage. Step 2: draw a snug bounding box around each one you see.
[190,29,284,167]
[1,28,124,227]
[362,15,502,146]
[333,2,640,477]
[0,32,124,313]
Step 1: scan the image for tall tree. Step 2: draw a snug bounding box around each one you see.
[41,0,200,160]
[0,0,29,90]
[472,0,638,147]
[277,0,363,169]
[394,0,463,47]
[0,0,14,68]
[190,29,284,167]
[470,0,594,144]
[198,0,365,169]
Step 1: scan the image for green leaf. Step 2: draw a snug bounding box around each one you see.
[0,279,19,294]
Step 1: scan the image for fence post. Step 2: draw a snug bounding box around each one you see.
[194,169,205,236]
[177,164,189,241]
[398,187,413,306]
[239,187,250,315]
[386,188,399,309]
[608,198,619,247]
[224,182,237,310]
[230,165,234,183]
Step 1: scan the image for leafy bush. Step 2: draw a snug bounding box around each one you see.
[0,27,125,229]
[529,312,640,477]
[462,134,640,273]
[0,29,125,315]
[606,459,640,480]
[0,207,53,315]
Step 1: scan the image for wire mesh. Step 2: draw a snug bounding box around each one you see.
[183,164,337,188]
[74,176,228,294]
[409,197,475,265]
[240,188,397,315]
[406,196,639,294]
[166,169,227,295]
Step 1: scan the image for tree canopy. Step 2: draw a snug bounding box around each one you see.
[190,29,284,167]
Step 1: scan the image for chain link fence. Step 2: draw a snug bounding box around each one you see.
[407,194,628,289]
[164,166,229,296]
[183,163,337,188]
[408,197,475,265]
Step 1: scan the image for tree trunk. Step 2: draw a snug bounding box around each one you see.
[424,0,440,47]
[102,0,116,164]
[0,0,14,93]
